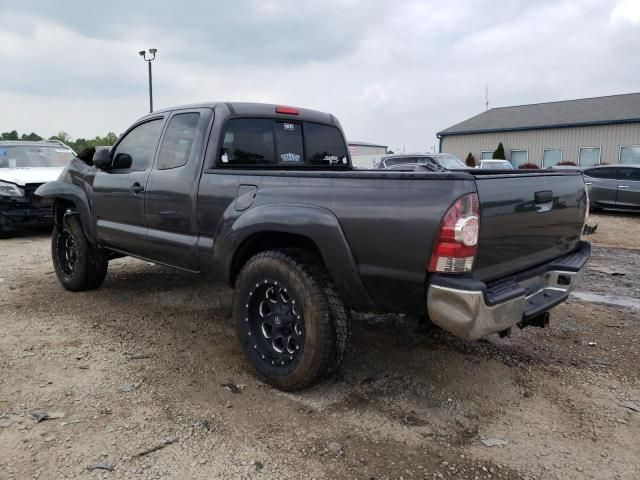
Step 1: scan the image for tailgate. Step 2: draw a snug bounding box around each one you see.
[473,171,587,281]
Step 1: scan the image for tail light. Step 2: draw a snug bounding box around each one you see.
[428,193,480,273]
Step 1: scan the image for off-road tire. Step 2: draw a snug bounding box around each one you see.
[234,249,351,391]
[52,215,108,291]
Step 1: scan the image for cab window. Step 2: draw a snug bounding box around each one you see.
[112,119,163,171]
[156,113,200,170]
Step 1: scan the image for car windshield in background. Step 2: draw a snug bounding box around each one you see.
[481,161,513,169]
[384,157,430,167]
[435,155,466,169]
[0,146,75,168]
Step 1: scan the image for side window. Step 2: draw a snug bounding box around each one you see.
[619,168,640,181]
[156,113,200,170]
[112,119,163,171]
[304,122,349,167]
[218,119,274,166]
[275,121,304,164]
[584,167,618,179]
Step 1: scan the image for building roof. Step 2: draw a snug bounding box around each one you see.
[438,92,640,137]
[348,141,388,148]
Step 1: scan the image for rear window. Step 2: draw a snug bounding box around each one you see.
[305,122,349,166]
[584,167,618,179]
[219,119,274,166]
[275,121,304,164]
[217,118,348,168]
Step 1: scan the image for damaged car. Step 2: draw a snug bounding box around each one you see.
[0,141,75,237]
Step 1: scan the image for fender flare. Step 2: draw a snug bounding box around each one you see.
[35,181,96,244]
[216,204,375,311]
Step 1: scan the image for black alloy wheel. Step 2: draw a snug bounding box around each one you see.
[246,280,305,368]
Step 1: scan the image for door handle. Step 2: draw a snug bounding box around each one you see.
[534,190,553,203]
[130,183,145,193]
[584,182,592,186]
[619,185,629,189]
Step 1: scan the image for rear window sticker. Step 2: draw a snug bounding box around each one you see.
[280,153,301,162]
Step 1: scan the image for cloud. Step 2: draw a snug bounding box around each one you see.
[611,0,640,24]
[0,0,638,151]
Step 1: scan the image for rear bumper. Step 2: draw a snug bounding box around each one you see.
[427,241,590,340]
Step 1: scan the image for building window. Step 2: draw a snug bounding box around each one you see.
[481,151,493,160]
[542,148,562,167]
[619,145,640,165]
[510,149,528,168]
[578,146,601,166]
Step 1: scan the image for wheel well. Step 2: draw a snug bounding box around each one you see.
[230,232,324,286]
[53,199,76,230]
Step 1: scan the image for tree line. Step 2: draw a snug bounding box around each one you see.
[1,130,119,153]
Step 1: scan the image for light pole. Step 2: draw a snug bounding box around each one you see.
[138,49,157,113]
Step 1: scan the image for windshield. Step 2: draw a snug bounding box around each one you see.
[481,160,513,169]
[384,157,433,167]
[434,154,466,169]
[0,145,75,168]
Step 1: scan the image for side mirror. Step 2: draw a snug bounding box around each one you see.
[93,148,112,169]
[112,153,133,170]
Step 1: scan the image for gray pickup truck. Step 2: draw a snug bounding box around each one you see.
[37,102,590,390]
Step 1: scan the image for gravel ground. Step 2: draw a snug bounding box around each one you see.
[1,213,639,480]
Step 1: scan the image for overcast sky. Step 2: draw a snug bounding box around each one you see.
[1,0,639,151]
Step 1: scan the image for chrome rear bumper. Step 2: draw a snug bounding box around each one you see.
[427,242,590,340]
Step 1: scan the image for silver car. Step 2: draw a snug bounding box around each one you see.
[583,165,640,211]
[379,153,467,170]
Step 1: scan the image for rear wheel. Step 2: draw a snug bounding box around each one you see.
[52,215,108,291]
[233,249,350,391]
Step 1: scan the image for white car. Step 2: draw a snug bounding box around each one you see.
[0,141,75,237]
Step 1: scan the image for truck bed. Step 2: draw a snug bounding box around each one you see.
[197,168,587,313]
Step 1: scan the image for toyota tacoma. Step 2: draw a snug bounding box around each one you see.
[36,102,590,390]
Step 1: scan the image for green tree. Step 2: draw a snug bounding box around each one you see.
[1,130,19,141]
[49,131,72,144]
[465,152,476,167]
[21,132,43,141]
[492,142,506,159]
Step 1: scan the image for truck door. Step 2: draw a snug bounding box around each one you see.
[616,167,640,209]
[92,117,164,254]
[144,109,212,270]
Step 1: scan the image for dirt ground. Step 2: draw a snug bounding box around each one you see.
[1,213,639,480]
[586,211,640,250]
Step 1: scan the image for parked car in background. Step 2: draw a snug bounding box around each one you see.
[42,139,76,154]
[477,159,514,169]
[378,153,467,170]
[584,164,640,211]
[0,141,75,237]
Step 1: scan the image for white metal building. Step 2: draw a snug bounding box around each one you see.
[348,141,388,169]
[438,92,640,168]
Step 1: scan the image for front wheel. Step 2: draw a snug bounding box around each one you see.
[52,215,108,291]
[233,249,351,391]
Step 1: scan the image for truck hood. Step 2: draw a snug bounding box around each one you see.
[0,167,64,186]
